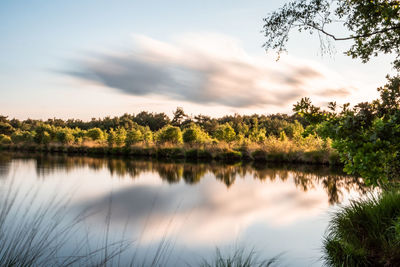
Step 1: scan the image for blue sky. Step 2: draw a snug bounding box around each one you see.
[0,0,396,119]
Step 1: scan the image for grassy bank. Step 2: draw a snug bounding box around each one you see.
[0,140,341,165]
[323,190,400,266]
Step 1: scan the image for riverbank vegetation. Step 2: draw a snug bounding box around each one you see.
[0,110,340,165]
[323,190,400,266]
[263,1,400,264]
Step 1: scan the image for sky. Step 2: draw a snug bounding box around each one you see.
[0,0,397,120]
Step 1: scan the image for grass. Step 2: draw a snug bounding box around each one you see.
[323,190,400,266]
[0,135,340,166]
[200,248,280,267]
[0,182,132,266]
[0,178,284,267]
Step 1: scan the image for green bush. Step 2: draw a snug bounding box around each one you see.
[323,191,400,266]
[86,128,104,141]
[156,125,183,144]
[33,124,54,144]
[125,129,143,146]
[11,130,33,144]
[115,127,126,146]
[55,129,75,144]
[214,123,236,143]
[0,134,11,144]
[183,125,210,144]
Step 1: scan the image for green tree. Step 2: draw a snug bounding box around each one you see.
[86,128,104,141]
[56,128,75,144]
[33,124,54,144]
[182,124,210,144]
[11,130,34,144]
[125,129,143,146]
[114,127,126,146]
[0,134,11,144]
[107,129,116,147]
[263,0,400,69]
[294,76,400,185]
[171,107,188,127]
[214,123,236,143]
[0,122,14,135]
[156,125,183,144]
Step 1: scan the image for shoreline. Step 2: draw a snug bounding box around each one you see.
[0,143,342,166]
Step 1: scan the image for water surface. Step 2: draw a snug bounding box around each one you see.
[0,153,367,266]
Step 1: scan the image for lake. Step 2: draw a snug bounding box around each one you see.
[0,152,367,266]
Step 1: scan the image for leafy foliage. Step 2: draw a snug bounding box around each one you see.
[294,76,400,185]
[214,123,236,143]
[263,0,400,69]
[156,125,183,144]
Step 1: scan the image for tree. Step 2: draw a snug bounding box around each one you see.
[156,125,183,144]
[214,123,236,143]
[263,0,400,69]
[86,128,104,141]
[182,124,210,144]
[294,76,400,185]
[125,129,143,146]
[114,127,127,146]
[0,122,14,135]
[33,124,54,144]
[171,107,188,127]
[55,128,75,144]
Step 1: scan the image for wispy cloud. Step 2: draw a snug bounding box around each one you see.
[63,33,355,108]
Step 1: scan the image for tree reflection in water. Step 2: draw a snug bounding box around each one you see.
[0,152,366,204]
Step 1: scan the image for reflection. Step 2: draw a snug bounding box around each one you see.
[0,152,366,204]
[0,153,12,178]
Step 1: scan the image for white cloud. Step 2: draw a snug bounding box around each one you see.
[64,33,356,109]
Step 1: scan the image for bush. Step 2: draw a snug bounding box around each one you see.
[115,128,126,146]
[214,123,236,143]
[11,130,34,144]
[323,191,400,266]
[55,129,75,144]
[183,125,210,144]
[156,125,183,144]
[33,124,54,144]
[0,134,11,144]
[125,129,143,146]
[86,128,104,141]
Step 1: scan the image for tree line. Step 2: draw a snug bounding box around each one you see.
[0,109,308,147]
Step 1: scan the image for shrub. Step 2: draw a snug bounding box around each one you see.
[183,125,210,144]
[86,128,104,141]
[156,125,183,144]
[55,128,75,144]
[107,129,116,146]
[0,134,11,144]
[125,129,143,146]
[323,191,400,266]
[214,123,236,143]
[33,124,54,144]
[11,130,33,144]
[115,127,127,146]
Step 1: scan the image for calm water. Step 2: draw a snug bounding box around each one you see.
[0,152,367,266]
